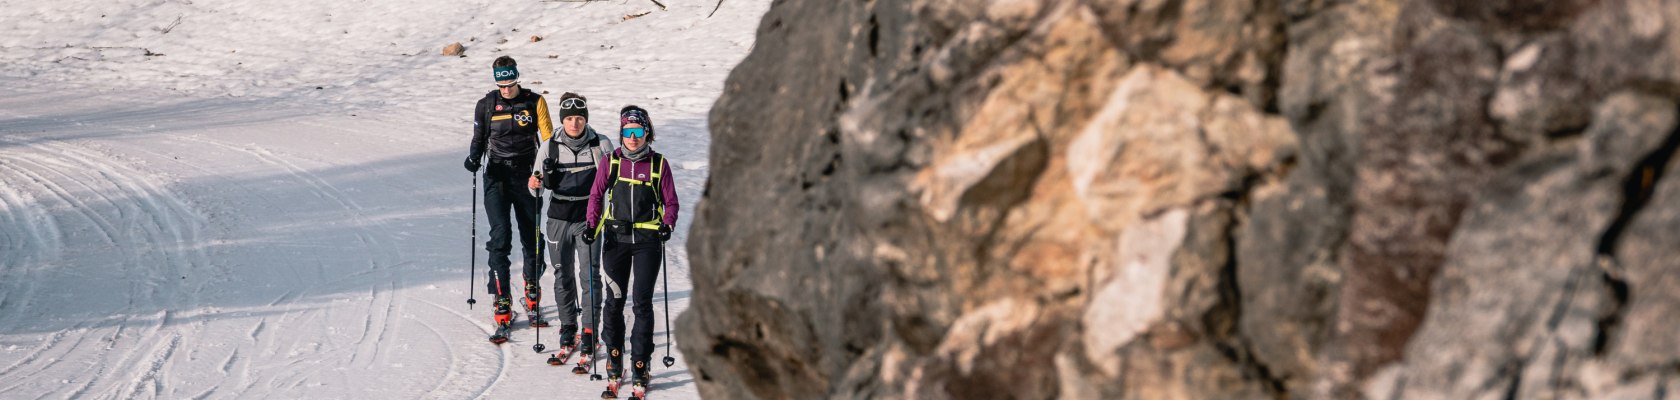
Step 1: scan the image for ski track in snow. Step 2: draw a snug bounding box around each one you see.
[0,100,708,397]
[0,135,218,399]
[174,134,401,265]
[0,0,763,397]
[414,297,507,399]
[170,134,414,376]
[0,153,65,371]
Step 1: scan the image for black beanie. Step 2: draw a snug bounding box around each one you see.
[557,92,588,121]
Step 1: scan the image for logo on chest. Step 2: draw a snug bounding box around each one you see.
[513,110,533,126]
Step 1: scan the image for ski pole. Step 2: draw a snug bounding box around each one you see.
[468,172,479,309]
[577,226,588,339]
[534,177,545,276]
[534,324,545,353]
[660,242,675,368]
[590,234,604,381]
[533,231,545,354]
[532,182,547,354]
[570,224,588,363]
[588,236,598,353]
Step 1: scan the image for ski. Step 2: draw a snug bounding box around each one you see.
[573,329,596,374]
[490,298,513,344]
[601,376,621,399]
[548,345,575,365]
[572,354,592,374]
[524,286,550,328]
[488,323,511,344]
[629,364,650,400]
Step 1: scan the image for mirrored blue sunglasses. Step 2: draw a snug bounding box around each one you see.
[622,127,648,139]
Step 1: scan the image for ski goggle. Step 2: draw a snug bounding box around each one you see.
[622,127,648,139]
[559,98,586,109]
[495,81,519,88]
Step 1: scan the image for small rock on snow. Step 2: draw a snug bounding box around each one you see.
[442,42,465,56]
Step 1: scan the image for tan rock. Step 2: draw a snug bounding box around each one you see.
[684,0,1680,398]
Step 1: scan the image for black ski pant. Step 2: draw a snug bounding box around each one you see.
[482,159,542,301]
[601,239,661,374]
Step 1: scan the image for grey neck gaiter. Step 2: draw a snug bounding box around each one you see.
[623,143,652,161]
[560,127,592,152]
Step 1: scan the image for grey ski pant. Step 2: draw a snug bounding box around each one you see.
[546,217,602,337]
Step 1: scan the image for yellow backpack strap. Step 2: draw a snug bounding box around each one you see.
[594,154,623,236]
[652,154,666,208]
[633,154,667,231]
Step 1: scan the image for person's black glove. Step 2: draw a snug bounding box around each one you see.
[656,224,672,242]
[580,229,597,245]
[540,158,561,190]
[542,157,560,177]
[464,156,481,173]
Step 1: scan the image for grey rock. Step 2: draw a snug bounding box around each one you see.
[1377,92,1680,399]
[683,0,1680,398]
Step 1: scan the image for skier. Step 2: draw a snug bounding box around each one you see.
[464,56,555,343]
[528,92,613,370]
[581,105,678,399]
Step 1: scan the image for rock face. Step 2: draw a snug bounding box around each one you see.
[681,0,1680,399]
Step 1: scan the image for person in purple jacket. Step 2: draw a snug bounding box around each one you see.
[580,105,678,393]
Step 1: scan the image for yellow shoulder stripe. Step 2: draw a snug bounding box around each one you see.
[536,97,554,143]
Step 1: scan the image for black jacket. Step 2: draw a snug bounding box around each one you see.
[533,127,613,221]
[468,89,553,164]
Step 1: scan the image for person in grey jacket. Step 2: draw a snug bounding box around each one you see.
[527,92,613,369]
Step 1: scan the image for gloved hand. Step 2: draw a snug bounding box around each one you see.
[580,229,597,245]
[656,224,672,242]
[464,156,481,173]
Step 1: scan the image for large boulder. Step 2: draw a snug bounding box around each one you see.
[682,0,1680,398]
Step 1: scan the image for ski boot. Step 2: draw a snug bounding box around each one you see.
[524,281,549,328]
[548,329,577,366]
[601,373,622,399]
[600,348,624,399]
[572,329,596,375]
[628,361,650,400]
[489,298,513,344]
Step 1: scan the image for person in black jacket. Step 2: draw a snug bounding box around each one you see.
[582,105,679,392]
[528,92,613,367]
[464,56,554,334]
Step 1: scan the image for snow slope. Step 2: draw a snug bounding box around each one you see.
[0,0,768,398]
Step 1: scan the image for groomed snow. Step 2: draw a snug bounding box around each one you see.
[0,0,769,398]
